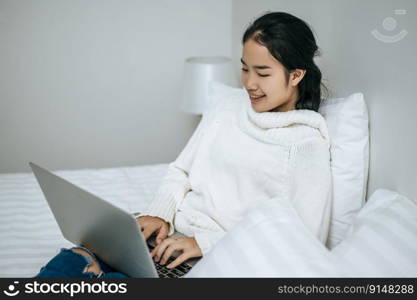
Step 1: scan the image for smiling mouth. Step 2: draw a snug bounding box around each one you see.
[250,95,266,102]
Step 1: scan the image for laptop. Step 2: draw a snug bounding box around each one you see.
[29,162,198,278]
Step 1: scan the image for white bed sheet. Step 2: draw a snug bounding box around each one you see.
[0,163,168,278]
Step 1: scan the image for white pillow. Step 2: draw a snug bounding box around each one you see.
[318,94,370,249]
[187,188,417,278]
[332,189,417,277]
[186,196,345,277]
[208,81,370,249]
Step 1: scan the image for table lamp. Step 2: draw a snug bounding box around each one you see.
[179,56,238,115]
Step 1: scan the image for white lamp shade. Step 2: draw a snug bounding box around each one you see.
[180,56,238,115]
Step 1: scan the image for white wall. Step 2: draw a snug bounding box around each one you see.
[231,0,417,201]
[2,0,416,203]
[0,0,232,172]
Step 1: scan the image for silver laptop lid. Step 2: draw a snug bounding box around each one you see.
[29,162,158,278]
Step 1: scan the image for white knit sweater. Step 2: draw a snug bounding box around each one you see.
[141,93,332,255]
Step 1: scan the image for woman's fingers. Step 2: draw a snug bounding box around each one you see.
[156,224,168,245]
[137,216,169,243]
[151,237,202,268]
[150,242,162,257]
[160,243,181,265]
[153,238,176,262]
[167,252,192,269]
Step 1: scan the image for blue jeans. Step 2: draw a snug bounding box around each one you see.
[34,246,129,278]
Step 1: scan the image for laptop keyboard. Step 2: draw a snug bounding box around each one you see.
[148,244,192,278]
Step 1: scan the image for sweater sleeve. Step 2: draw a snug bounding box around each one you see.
[287,138,332,244]
[138,106,215,235]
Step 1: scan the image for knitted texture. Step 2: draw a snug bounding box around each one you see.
[141,95,332,255]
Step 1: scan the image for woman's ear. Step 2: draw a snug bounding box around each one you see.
[290,69,306,86]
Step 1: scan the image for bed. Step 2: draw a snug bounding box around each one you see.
[1,84,416,278]
[2,163,416,278]
[0,163,168,277]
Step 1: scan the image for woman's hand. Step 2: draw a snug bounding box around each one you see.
[136,216,169,245]
[151,236,202,269]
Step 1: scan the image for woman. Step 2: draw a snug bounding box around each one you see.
[36,11,332,278]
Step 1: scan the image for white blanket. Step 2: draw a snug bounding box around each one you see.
[0,164,168,277]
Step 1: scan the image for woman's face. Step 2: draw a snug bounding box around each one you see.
[241,38,305,112]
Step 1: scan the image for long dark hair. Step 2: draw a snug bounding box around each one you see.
[242,11,328,112]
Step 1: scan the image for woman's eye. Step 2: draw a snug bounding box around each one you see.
[241,68,269,77]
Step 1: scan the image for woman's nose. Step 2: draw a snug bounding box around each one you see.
[243,75,258,91]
